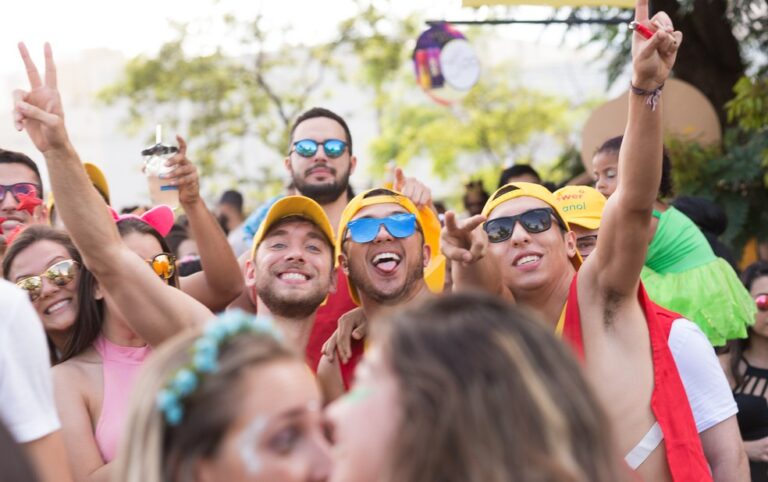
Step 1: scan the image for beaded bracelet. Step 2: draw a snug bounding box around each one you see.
[630,82,664,111]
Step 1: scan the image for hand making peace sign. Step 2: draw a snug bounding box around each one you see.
[13,43,70,154]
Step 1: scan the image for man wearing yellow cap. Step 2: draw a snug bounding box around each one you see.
[440,13,733,480]
[245,196,337,355]
[231,107,433,370]
[553,185,606,259]
[317,188,444,401]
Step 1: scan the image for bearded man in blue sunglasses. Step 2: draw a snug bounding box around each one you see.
[317,188,445,401]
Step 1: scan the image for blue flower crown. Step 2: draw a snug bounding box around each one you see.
[156,309,282,426]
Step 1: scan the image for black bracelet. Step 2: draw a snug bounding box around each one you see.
[630,82,664,111]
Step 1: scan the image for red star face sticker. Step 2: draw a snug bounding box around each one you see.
[15,191,43,216]
[0,217,6,236]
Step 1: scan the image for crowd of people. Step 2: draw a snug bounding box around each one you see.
[1,2,766,481]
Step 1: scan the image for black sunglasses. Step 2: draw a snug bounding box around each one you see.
[483,208,565,243]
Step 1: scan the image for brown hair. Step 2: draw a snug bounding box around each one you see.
[2,225,103,364]
[116,324,296,482]
[378,292,624,482]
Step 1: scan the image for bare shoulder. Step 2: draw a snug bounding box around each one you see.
[52,348,101,386]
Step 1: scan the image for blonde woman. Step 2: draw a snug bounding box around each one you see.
[116,310,332,482]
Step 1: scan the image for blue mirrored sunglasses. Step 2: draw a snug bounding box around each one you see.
[291,139,347,159]
[346,213,417,243]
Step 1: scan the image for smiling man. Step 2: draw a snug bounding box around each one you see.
[0,149,47,264]
[232,108,433,370]
[317,188,444,401]
[245,195,337,354]
[439,5,745,479]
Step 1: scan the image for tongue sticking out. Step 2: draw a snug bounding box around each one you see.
[376,260,398,273]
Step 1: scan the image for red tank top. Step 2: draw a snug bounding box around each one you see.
[562,275,711,482]
[305,271,357,371]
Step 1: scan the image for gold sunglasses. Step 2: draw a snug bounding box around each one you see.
[16,259,80,301]
[148,253,176,281]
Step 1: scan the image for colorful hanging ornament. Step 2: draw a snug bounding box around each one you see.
[412,22,481,105]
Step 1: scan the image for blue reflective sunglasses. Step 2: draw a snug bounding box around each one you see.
[291,139,347,159]
[346,213,417,243]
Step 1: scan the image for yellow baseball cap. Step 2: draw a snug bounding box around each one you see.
[553,185,606,230]
[48,162,111,221]
[482,182,582,269]
[336,188,446,305]
[251,196,335,258]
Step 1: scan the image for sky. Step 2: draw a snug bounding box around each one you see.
[0,0,601,71]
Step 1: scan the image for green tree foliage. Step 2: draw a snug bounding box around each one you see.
[727,76,768,132]
[100,15,353,197]
[370,65,575,180]
[101,1,585,204]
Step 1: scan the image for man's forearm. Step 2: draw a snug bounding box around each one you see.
[617,85,664,211]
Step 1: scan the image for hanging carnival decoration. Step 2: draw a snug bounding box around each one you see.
[412,22,481,105]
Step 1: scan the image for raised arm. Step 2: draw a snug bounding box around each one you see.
[582,1,682,296]
[440,211,513,299]
[166,137,244,311]
[13,43,211,346]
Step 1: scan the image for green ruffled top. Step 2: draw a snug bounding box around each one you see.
[645,207,715,273]
[641,206,755,346]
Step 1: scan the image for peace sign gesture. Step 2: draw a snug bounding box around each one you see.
[441,211,488,264]
[13,42,70,153]
[630,0,683,90]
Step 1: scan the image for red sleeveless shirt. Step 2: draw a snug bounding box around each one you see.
[562,275,711,481]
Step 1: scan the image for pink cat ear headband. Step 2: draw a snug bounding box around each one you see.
[109,205,175,237]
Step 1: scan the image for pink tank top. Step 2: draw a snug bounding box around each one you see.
[93,335,151,462]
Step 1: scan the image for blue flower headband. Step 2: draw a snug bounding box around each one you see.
[156,309,283,426]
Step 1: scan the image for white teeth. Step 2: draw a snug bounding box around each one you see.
[280,272,308,281]
[515,255,541,266]
[373,252,401,264]
[45,299,70,314]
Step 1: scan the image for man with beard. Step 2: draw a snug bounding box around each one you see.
[245,195,337,354]
[317,188,444,401]
[233,107,432,369]
[0,149,47,268]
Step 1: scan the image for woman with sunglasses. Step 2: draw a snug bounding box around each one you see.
[3,226,88,362]
[2,221,206,481]
[721,261,768,481]
[592,136,754,346]
[11,43,219,481]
